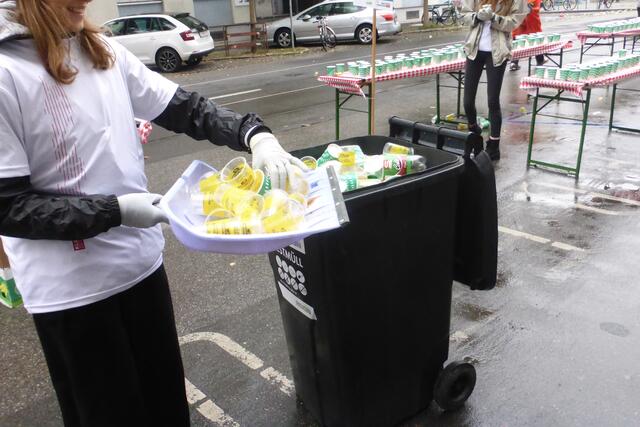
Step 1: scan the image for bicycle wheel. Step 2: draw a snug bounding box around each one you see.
[443,10,455,26]
[563,0,577,10]
[542,0,554,10]
[323,27,337,49]
[604,0,613,8]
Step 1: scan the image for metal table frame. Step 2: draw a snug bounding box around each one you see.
[526,83,640,179]
[433,48,566,126]
[580,34,640,63]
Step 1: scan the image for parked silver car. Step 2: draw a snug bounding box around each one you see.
[267,0,401,48]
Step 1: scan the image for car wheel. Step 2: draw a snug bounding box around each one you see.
[186,56,203,66]
[275,28,292,48]
[356,24,373,44]
[156,47,182,73]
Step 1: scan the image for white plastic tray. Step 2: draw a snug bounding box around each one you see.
[160,160,348,254]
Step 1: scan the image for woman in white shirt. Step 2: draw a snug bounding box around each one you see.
[0,0,304,425]
[461,0,526,160]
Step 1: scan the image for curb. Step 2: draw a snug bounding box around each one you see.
[540,7,636,14]
[205,47,309,62]
[401,26,466,34]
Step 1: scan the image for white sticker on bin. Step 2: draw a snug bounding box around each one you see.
[279,283,317,320]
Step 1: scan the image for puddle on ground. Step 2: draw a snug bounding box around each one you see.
[454,302,494,322]
[600,322,630,337]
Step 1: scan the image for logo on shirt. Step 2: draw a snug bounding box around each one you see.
[72,240,85,251]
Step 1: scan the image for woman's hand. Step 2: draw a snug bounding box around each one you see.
[477,4,495,21]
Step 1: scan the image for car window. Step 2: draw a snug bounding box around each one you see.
[105,20,125,36]
[158,18,176,31]
[303,4,333,18]
[330,2,364,15]
[174,14,208,30]
[125,18,156,35]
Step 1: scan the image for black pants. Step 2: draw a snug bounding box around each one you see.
[463,51,507,139]
[33,265,190,427]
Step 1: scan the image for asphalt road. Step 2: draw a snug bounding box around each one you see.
[2,9,640,427]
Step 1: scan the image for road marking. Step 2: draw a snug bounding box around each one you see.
[180,332,264,370]
[220,85,325,106]
[209,89,262,100]
[498,226,551,244]
[260,367,295,396]
[551,241,586,252]
[180,331,296,426]
[575,203,621,216]
[185,378,239,426]
[197,400,240,427]
[185,378,208,405]
[535,182,640,207]
[498,226,586,252]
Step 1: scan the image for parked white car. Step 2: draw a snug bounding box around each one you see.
[102,13,215,73]
[267,0,401,48]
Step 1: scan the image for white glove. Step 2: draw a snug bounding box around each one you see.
[117,193,168,228]
[477,5,494,21]
[250,133,308,190]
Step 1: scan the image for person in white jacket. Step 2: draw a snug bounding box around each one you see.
[0,0,305,425]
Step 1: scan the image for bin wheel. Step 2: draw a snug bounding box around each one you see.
[433,361,476,411]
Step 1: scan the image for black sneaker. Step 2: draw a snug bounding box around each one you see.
[485,139,500,161]
[468,123,483,136]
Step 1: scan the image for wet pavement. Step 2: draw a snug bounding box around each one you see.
[2,10,640,427]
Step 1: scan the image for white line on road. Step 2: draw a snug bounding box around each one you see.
[260,367,295,396]
[498,226,586,252]
[575,203,621,216]
[220,85,325,106]
[209,89,262,100]
[180,332,265,370]
[196,400,240,427]
[185,378,208,405]
[498,226,551,244]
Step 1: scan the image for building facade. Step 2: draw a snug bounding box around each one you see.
[87,0,424,28]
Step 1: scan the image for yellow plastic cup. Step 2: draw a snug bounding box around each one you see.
[214,184,264,217]
[191,192,223,216]
[198,171,223,194]
[285,167,310,196]
[220,157,255,190]
[289,192,307,208]
[301,156,318,170]
[262,189,290,217]
[262,200,305,233]
[203,217,263,235]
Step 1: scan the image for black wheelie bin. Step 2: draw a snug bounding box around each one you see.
[268,130,497,427]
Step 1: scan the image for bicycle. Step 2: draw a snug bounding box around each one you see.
[315,16,336,51]
[562,0,577,10]
[541,0,555,10]
[597,0,613,8]
[429,2,460,26]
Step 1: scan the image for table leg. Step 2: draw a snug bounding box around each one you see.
[367,83,372,135]
[527,88,539,168]
[574,89,591,180]
[435,73,441,124]
[456,71,462,118]
[608,83,617,132]
[335,89,340,140]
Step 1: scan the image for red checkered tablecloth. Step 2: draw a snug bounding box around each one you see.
[577,29,640,44]
[520,64,640,97]
[511,40,572,61]
[317,41,571,97]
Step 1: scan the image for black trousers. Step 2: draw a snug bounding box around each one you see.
[463,51,507,139]
[33,265,190,427]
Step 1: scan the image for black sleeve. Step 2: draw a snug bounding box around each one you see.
[0,176,122,241]
[152,87,271,152]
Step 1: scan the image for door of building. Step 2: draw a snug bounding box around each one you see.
[194,0,233,27]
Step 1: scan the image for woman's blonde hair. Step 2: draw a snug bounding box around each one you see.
[479,0,514,15]
[17,0,114,84]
